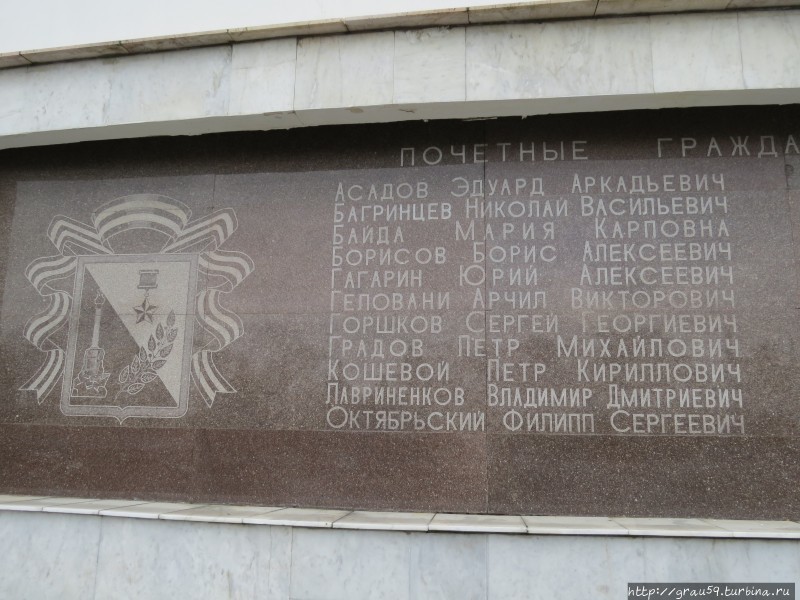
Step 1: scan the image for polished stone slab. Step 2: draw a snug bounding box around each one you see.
[290,527,412,599]
[2,494,800,538]
[21,41,131,64]
[596,0,729,14]
[0,52,31,69]
[394,27,466,104]
[0,423,200,499]
[0,496,95,511]
[638,535,800,584]
[243,508,350,527]
[93,516,275,600]
[429,514,527,533]
[295,32,394,110]
[651,13,744,93]
[4,507,800,600]
[42,499,150,515]
[1,105,799,521]
[3,11,800,150]
[707,519,800,538]
[612,518,729,538]
[0,511,101,599]
[161,504,283,523]
[3,1,799,73]
[0,494,47,503]
[740,10,800,90]
[410,531,488,599]
[333,511,435,531]
[523,515,628,536]
[229,38,296,116]
[466,19,653,101]
[100,502,208,519]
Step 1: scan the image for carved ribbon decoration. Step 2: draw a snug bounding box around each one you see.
[21,194,254,407]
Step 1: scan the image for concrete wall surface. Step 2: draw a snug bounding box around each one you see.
[1,510,798,600]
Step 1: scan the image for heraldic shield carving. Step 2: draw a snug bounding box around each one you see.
[19,194,254,422]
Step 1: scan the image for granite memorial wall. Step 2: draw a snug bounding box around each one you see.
[1,106,798,519]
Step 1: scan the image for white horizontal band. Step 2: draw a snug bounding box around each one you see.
[1,494,798,538]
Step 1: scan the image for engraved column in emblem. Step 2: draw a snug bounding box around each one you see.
[134,269,159,324]
[71,291,111,398]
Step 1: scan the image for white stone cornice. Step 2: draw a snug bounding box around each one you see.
[1,9,799,150]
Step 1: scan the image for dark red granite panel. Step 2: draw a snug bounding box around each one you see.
[487,433,800,520]
[0,105,797,518]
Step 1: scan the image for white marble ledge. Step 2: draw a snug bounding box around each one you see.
[523,515,628,535]
[333,510,435,531]
[613,517,734,538]
[430,514,527,533]
[3,0,800,70]
[160,504,283,524]
[0,496,96,512]
[0,494,48,504]
[242,507,351,527]
[0,495,799,538]
[99,502,207,519]
[43,499,151,515]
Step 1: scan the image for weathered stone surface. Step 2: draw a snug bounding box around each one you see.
[0,106,798,518]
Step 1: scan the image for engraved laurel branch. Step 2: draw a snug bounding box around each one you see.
[117,311,178,397]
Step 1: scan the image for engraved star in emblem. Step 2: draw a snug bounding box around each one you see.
[134,297,158,324]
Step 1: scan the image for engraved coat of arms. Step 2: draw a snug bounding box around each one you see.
[20,194,253,422]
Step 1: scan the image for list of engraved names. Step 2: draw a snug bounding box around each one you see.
[324,133,799,436]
